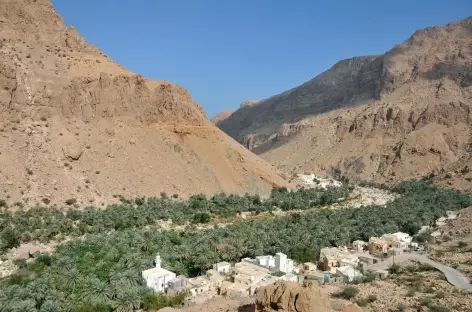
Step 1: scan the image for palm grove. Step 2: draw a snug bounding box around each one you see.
[0,181,469,311]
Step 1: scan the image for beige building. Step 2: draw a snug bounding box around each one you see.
[352,240,367,252]
[303,262,317,271]
[368,237,390,255]
[319,246,360,273]
[186,276,212,297]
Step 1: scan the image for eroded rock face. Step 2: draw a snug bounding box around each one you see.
[0,0,289,206]
[255,281,331,312]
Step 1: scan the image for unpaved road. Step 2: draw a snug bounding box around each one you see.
[369,252,472,292]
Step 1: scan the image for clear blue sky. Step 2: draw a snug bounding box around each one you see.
[51,0,471,118]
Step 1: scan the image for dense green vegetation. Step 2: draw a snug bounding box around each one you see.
[0,185,349,252]
[0,181,469,311]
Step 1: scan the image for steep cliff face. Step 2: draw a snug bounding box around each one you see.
[0,0,288,206]
[217,17,472,184]
[218,56,382,144]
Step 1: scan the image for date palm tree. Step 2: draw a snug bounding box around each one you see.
[111,285,141,312]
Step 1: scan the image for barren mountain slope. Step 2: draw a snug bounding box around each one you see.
[210,109,235,125]
[0,0,287,207]
[217,17,472,183]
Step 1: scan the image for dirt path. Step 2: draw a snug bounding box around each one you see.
[368,252,472,292]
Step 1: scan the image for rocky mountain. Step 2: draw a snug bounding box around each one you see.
[0,0,287,206]
[210,100,260,126]
[216,17,472,184]
[210,109,235,125]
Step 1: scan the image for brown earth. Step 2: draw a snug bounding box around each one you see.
[216,17,472,184]
[354,262,472,312]
[428,206,472,280]
[0,0,288,207]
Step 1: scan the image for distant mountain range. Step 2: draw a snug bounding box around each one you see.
[215,17,472,187]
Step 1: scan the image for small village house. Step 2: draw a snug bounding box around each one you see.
[323,255,340,274]
[206,269,226,291]
[352,240,367,252]
[304,262,317,271]
[368,237,389,255]
[275,252,294,273]
[186,276,212,297]
[339,255,359,268]
[142,254,177,293]
[212,261,231,273]
[255,255,275,268]
[336,266,363,283]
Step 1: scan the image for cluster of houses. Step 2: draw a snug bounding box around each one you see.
[143,229,441,301]
[142,252,299,301]
[315,232,417,282]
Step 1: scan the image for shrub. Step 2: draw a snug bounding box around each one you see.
[134,197,145,206]
[341,286,359,300]
[418,263,436,272]
[428,305,450,312]
[389,263,401,274]
[0,199,6,207]
[419,296,432,307]
[142,291,186,310]
[12,258,27,268]
[270,271,285,277]
[367,294,377,302]
[65,198,77,205]
[458,241,468,248]
[355,298,369,307]
[0,228,21,251]
[37,254,52,266]
[361,270,376,283]
[192,212,211,224]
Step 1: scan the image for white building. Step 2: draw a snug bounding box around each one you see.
[212,261,231,273]
[256,255,275,268]
[336,266,363,283]
[391,232,412,243]
[275,253,294,273]
[381,232,412,248]
[142,254,177,293]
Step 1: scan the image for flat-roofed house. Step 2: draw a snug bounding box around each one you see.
[142,254,176,293]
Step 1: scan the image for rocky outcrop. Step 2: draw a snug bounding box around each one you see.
[254,281,363,312]
[0,0,288,206]
[255,281,331,312]
[216,17,472,184]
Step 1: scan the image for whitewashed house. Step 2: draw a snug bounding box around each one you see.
[275,253,294,273]
[213,261,231,273]
[336,266,363,283]
[142,254,176,292]
[256,255,275,268]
